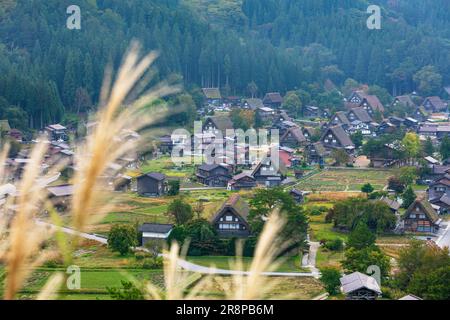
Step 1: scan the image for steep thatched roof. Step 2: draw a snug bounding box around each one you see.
[202,88,221,100]
[403,199,439,223]
[211,194,250,223]
[205,116,234,132]
[349,107,372,123]
[322,125,354,148]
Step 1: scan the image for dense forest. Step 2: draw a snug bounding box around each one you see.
[0,0,449,130]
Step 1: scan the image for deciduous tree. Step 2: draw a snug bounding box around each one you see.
[319,267,342,295]
[401,186,417,209]
[167,198,193,225]
[108,225,138,256]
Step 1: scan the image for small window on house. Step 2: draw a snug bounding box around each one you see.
[410,214,416,218]
[226,216,233,222]
[419,214,426,219]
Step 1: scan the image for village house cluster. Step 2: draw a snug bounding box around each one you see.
[141,85,449,238]
[2,84,450,238]
[1,83,450,301]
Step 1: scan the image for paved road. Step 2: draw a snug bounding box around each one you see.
[377,243,409,247]
[35,220,108,244]
[177,238,320,278]
[180,187,227,191]
[305,242,320,276]
[312,293,329,300]
[436,221,450,250]
[38,220,320,277]
[176,258,319,278]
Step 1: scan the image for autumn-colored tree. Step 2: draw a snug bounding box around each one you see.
[402,132,421,163]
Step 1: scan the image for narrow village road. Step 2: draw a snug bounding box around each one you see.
[176,258,320,278]
[35,220,108,244]
[37,220,321,277]
[435,220,450,250]
[180,187,227,191]
[305,242,320,275]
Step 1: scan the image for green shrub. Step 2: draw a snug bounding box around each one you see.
[323,238,344,251]
[319,267,342,295]
[135,252,149,261]
[308,206,328,216]
[368,191,389,199]
[142,257,163,269]
[43,259,63,268]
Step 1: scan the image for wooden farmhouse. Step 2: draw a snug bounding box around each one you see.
[45,124,68,141]
[422,96,447,113]
[306,142,327,165]
[392,95,416,108]
[227,172,256,191]
[320,125,355,151]
[401,199,441,233]
[137,173,167,197]
[251,157,286,187]
[290,189,305,204]
[202,116,234,138]
[210,194,251,238]
[202,88,222,106]
[347,91,385,115]
[47,184,74,211]
[139,223,174,246]
[280,127,307,148]
[263,92,283,109]
[196,163,232,187]
[242,98,264,110]
[340,272,382,300]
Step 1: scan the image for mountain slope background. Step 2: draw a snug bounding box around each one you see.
[0,0,449,130]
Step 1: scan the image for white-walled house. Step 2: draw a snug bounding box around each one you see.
[139,223,174,245]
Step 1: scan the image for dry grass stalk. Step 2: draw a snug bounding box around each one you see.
[1,43,178,299]
[146,241,212,300]
[219,211,286,300]
[0,142,10,183]
[145,211,288,300]
[1,43,290,301]
[36,272,65,300]
[1,141,56,299]
[69,43,178,253]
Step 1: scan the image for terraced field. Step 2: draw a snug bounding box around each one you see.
[294,168,393,192]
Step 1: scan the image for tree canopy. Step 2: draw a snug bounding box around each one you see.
[1,0,449,130]
[327,198,396,233]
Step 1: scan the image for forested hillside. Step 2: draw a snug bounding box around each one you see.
[0,0,449,130]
